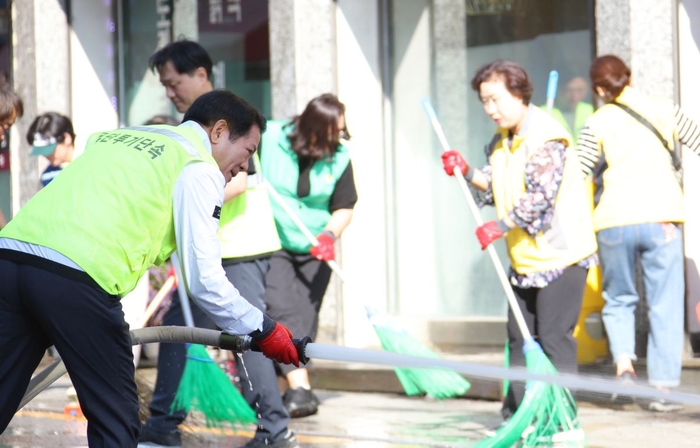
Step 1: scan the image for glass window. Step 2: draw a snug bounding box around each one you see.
[387,0,593,318]
[119,0,270,126]
[197,0,271,118]
[466,0,594,155]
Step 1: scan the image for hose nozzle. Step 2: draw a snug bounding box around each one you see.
[218,332,312,365]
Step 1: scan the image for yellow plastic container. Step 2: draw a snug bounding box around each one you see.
[574,257,609,364]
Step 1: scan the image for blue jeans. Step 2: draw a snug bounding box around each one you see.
[597,223,685,387]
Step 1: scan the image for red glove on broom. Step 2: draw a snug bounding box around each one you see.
[310,231,336,261]
[251,315,300,367]
[476,220,509,250]
[441,149,469,177]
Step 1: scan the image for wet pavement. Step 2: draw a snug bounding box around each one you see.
[4,363,700,447]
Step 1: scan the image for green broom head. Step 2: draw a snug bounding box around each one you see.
[172,344,258,428]
[473,338,585,448]
[370,318,471,399]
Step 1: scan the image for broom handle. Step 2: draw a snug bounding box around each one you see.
[170,253,196,328]
[421,98,532,341]
[138,274,176,328]
[263,180,347,284]
[545,70,559,115]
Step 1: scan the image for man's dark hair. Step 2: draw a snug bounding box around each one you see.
[0,86,23,121]
[184,90,267,141]
[148,40,213,79]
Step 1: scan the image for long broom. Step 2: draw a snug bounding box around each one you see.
[170,253,258,428]
[421,97,584,447]
[263,180,470,399]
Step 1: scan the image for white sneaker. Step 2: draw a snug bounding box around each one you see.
[646,399,684,413]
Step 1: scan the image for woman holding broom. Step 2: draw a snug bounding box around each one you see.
[260,93,357,418]
[440,60,596,430]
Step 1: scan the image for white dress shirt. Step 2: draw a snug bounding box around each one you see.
[174,121,263,335]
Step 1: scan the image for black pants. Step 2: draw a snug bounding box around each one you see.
[264,250,332,375]
[0,258,140,447]
[502,264,588,419]
[144,258,290,443]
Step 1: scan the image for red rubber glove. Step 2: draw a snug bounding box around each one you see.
[441,149,469,177]
[167,265,177,287]
[310,232,335,261]
[255,320,300,367]
[476,220,505,250]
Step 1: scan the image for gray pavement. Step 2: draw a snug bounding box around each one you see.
[4,361,700,447]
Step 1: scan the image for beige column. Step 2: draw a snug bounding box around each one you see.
[268,0,337,119]
[11,0,71,210]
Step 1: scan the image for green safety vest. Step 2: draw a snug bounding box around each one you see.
[260,120,351,253]
[218,153,281,259]
[1,124,216,297]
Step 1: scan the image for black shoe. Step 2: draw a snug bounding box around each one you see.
[137,426,182,448]
[283,387,319,418]
[240,430,300,447]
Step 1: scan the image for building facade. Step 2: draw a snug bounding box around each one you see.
[3,0,698,356]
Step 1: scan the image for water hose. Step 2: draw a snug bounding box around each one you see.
[19,330,700,410]
[19,327,310,411]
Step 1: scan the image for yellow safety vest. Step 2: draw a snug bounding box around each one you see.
[585,86,683,231]
[218,153,281,259]
[1,125,215,297]
[490,106,597,274]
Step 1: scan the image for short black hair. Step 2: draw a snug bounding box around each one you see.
[183,90,267,141]
[149,39,213,79]
[27,112,75,144]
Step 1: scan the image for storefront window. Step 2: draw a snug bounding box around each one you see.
[465,0,594,162]
[119,0,270,126]
[388,0,593,318]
